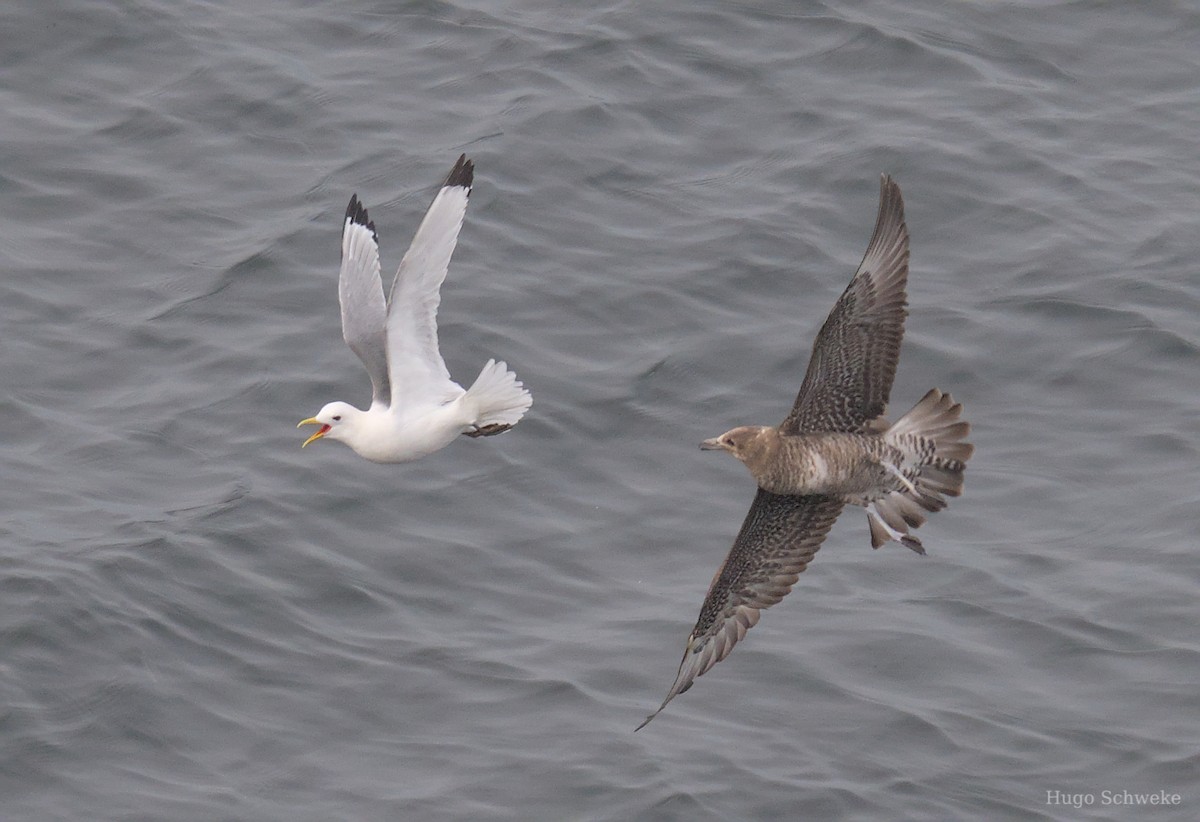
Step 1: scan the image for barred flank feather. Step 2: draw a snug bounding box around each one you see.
[868,389,974,552]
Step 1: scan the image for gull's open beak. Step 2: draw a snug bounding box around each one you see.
[700,437,725,451]
[298,418,331,448]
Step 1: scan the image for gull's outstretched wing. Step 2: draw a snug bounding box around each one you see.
[780,175,909,435]
[339,195,390,405]
[637,490,844,730]
[385,154,474,406]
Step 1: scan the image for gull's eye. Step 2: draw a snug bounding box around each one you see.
[332,415,342,422]
[723,437,734,447]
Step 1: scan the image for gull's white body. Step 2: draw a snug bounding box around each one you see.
[300,155,531,462]
[320,398,467,463]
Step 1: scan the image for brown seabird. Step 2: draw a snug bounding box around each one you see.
[637,175,973,730]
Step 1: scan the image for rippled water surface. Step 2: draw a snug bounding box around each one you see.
[2,1,1198,819]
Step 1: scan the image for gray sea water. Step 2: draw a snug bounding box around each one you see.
[2,1,1198,819]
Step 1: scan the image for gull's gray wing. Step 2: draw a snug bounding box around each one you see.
[780,175,909,435]
[385,154,474,406]
[339,195,390,405]
[637,490,844,730]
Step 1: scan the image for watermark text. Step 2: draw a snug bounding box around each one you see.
[1046,789,1182,809]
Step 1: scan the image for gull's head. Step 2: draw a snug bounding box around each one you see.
[298,402,361,448]
[700,425,774,464]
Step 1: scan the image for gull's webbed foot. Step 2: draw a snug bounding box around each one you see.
[463,422,514,438]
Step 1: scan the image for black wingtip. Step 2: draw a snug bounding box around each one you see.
[444,153,474,191]
[345,194,378,243]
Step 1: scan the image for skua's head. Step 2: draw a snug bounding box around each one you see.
[700,425,773,464]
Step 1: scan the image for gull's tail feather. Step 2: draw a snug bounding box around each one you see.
[869,389,973,552]
[462,359,532,437]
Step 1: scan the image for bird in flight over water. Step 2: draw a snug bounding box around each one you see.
[299,155,532,463]
[637,175,973,729]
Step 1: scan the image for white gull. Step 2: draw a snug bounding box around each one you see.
[298,155,531,462]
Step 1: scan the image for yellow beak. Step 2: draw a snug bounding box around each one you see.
[297,417,329,448]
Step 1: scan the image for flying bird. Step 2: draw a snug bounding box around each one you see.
[299,155,531,462]
[637,175,973,729]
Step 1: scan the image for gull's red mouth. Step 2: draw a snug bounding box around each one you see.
[298,419,332,448]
